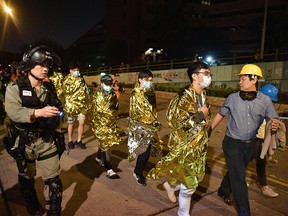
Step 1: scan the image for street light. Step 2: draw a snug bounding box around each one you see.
[1,3,23,52]
[4,5,12,15]
[260,0,268,60]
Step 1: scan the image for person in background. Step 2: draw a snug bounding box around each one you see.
[4,45,63,215]
[92,75,121,179]
[255,84,279,197]
[62,62,89,149]
[91,81,98,93]
[210,64,279,216]
[110,72,124,99]
[147,62,211,216]
[128,69,162,186]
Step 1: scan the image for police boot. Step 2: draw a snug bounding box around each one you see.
[18,175,45,216]
[44,176,62,216]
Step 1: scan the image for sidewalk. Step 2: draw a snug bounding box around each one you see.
[0,90,287,216]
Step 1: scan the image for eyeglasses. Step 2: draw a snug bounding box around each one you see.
[197,71,212,77]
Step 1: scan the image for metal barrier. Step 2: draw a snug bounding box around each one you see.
[82,48,288,76]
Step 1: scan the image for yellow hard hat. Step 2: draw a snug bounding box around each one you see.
[237,64,263,78]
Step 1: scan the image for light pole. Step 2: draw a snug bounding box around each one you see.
[260,0,268,60]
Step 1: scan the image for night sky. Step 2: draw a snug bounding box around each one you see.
[0,0,106,53]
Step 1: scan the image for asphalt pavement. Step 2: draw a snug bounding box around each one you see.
[0,89,287,216]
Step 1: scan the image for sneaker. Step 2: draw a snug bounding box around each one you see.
[133,173,147,186]
[95,157,105,167]
[75,140,87,149]
[262,186,279,198]
[163,182,177,203]
[68,141,75,149]
[106,169,120,179]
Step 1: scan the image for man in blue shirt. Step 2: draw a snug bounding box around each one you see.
[210,64,279,216]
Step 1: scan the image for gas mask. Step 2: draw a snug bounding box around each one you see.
[199,76,211,88]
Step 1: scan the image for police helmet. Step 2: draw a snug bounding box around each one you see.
[260,84,278,102]
[19,45,61,71]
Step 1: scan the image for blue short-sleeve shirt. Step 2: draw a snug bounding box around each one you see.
[219,91,278,140]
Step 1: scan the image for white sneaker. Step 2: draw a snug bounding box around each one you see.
[106,169,120,179]
[262,186,279,198]
[163,182,177,203]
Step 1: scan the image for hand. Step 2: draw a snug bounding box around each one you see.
[200,105,209,118]
[271,119,279,132]
[34,106,60,118]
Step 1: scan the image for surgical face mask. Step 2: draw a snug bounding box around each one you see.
[143,81,153,89]
[199,76,211,88]
[103,85,112,92]
[72,71,80,77]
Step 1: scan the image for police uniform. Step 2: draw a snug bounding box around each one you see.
[4,45,63,216]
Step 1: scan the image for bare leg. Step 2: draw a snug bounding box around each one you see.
[67,123,74,142]
[77,119,84,142]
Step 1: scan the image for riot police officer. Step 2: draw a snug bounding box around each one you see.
[4,45,63,216]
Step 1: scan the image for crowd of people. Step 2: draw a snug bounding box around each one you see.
[1,45,284,216]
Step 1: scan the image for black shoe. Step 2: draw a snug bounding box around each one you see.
[75,140,87,149]
[217,190,232,206]
[133,173,147,186]
[27,205,45,216]
[68,141,75,149]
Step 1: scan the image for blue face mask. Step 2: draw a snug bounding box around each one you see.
[143,81,152,89]
[72,71,80,77]
[103,85,112,92]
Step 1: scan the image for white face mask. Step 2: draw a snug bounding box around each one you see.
[143,81,153,89]
[199,76,211,88]
[72,71,80,77]
[103,85,112,92]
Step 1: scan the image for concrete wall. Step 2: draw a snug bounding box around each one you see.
[83,61,288,92]
[122,88,288,115]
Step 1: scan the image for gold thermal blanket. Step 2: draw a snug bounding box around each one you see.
[147,86,211,189]
[127,84,162,161]
[91,87,121,151]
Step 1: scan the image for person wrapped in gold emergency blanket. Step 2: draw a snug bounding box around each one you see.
[128,69,162,186]
[92,75,122,179]
[62,62,90,149]
[49,71,64,104]
[147,62,212,216]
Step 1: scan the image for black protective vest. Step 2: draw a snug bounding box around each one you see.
[16,77,62,130]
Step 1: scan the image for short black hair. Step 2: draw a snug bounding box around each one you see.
[69,61,80,70]
[138,69,153,82]
[187,61,209,82]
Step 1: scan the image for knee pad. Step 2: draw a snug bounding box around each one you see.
[44,176,62,215]
[45,176,63,193]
